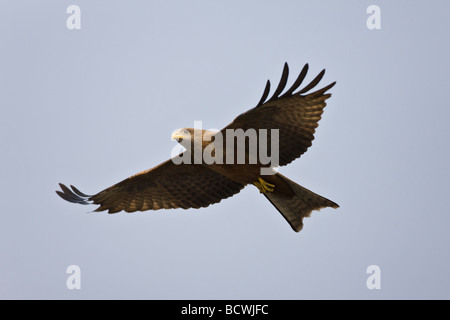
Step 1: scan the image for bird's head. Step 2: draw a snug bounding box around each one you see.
[171,128,193,145]
[172,127,217,151]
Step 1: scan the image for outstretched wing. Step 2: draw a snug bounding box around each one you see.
[56,156,245,213]
[221,63,336,167]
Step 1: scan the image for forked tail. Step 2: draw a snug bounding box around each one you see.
[264,173,339,232]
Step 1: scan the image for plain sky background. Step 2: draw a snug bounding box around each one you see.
[1,1,449,299]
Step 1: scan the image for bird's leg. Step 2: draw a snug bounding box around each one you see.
[253,178,275,194]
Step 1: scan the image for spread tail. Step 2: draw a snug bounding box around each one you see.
[263,173,339,232]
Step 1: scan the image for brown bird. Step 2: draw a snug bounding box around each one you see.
[56,63,339,232]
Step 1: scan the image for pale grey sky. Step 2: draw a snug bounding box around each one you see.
[1,1,449,299]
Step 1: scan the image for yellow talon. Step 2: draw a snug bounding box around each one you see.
[253,178,275,194]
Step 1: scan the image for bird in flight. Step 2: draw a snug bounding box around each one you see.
[56,63,339,232]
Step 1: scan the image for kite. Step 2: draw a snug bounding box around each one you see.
[56,63,339,232]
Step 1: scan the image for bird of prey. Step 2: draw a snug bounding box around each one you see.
[56,63,339,232]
